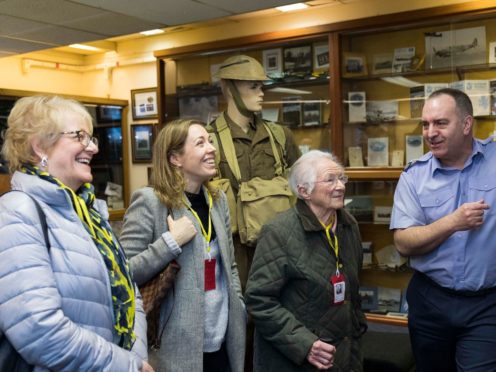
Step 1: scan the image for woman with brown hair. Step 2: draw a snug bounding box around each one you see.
[120,119,246,372]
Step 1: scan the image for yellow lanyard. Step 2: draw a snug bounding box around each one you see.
[320,217,340,275]
[184,190,213,256]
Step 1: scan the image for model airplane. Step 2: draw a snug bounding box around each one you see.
[433,38,478,58]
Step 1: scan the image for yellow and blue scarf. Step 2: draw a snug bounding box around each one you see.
[22,165,136,350]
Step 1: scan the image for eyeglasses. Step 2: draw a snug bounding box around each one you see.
[314,175,348,187]
[60,130,98,148]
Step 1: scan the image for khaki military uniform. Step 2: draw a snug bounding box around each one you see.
[211,112,300,289]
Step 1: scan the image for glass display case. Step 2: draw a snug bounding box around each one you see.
[339,10,496,322]
[155,2,496,324]
[159,36,332,154]
[340,14,496,170]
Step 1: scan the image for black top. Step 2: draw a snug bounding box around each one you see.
[185,191,217,241]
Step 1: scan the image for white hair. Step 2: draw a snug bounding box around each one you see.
[289,150,342,198]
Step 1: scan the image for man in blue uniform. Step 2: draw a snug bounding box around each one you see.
[390,88,496,371]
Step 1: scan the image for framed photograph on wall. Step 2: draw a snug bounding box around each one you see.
[131,88,158,120]
[131,123,157,163]
[283,45,312,74]
[263,48,283,77]
[342,52,368,77]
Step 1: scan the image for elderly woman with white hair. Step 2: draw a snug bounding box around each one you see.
[245,150,367,372]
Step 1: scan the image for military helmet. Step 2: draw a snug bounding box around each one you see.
[215,55,269,81]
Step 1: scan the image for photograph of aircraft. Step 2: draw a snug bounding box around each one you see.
[366,100,398,123]
[433,38,478,58]
[425,26,486,69]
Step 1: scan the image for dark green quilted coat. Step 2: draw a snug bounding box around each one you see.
[246,199,367,372]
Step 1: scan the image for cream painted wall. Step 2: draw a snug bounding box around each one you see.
[0,0,480,196]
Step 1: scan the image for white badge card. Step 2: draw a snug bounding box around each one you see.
[331,273,346,305]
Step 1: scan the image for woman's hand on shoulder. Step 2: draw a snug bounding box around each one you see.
[167,215,197,246]
[141,361,155,372]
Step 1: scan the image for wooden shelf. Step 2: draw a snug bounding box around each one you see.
[343,119,420,125]
[342,62,496,81]
[346,167,402,180]
[366,313,408,327]
[264,76,330,89]
[362,265,412,274]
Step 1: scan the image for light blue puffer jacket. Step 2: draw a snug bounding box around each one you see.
[0,172,147,371]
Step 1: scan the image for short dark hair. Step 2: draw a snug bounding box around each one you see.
[428,88,473,118]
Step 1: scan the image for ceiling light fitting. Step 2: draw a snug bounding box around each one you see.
[140,29,165,36]
[276,3,309,12]
[69,44,101,51]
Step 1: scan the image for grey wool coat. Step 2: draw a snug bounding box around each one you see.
[120,186,246,372]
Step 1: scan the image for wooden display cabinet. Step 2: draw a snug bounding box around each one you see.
[154,1,496,325]
[155,36,334,154]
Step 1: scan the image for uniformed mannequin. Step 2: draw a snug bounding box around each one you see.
[210,55,300,289]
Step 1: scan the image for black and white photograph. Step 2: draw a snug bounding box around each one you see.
[302,101,321,126]
[313,41,329,71]
[451,80,491,116]
[263,48,283,77]
[490,41,496,64]
[490,79,496,116]
[366,100,398,123]
[425,26,486,69]
[377,287,402,313]
[406,134,424,163]
[178,95,218,124]
[342,52,368,77]
[367,137,389,167]
[345,195,373,222]
[359,286,379,311]
[283,45,312,74]
[372,53,393,75]
[348,91,366,123]
[392,46,415,73]
[348,146,364,167]
[282,96,302,127]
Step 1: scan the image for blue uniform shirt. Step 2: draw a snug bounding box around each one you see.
[390,137,496,291]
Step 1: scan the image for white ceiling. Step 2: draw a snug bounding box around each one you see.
[0,0,307,57]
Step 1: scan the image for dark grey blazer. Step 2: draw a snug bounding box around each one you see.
[120,186,246,372]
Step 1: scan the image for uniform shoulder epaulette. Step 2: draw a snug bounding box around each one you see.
[403,152,431,172]
[403,159,417,172]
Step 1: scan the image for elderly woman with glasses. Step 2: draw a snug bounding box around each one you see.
[0,96,152,371]
[246,150,367,372]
